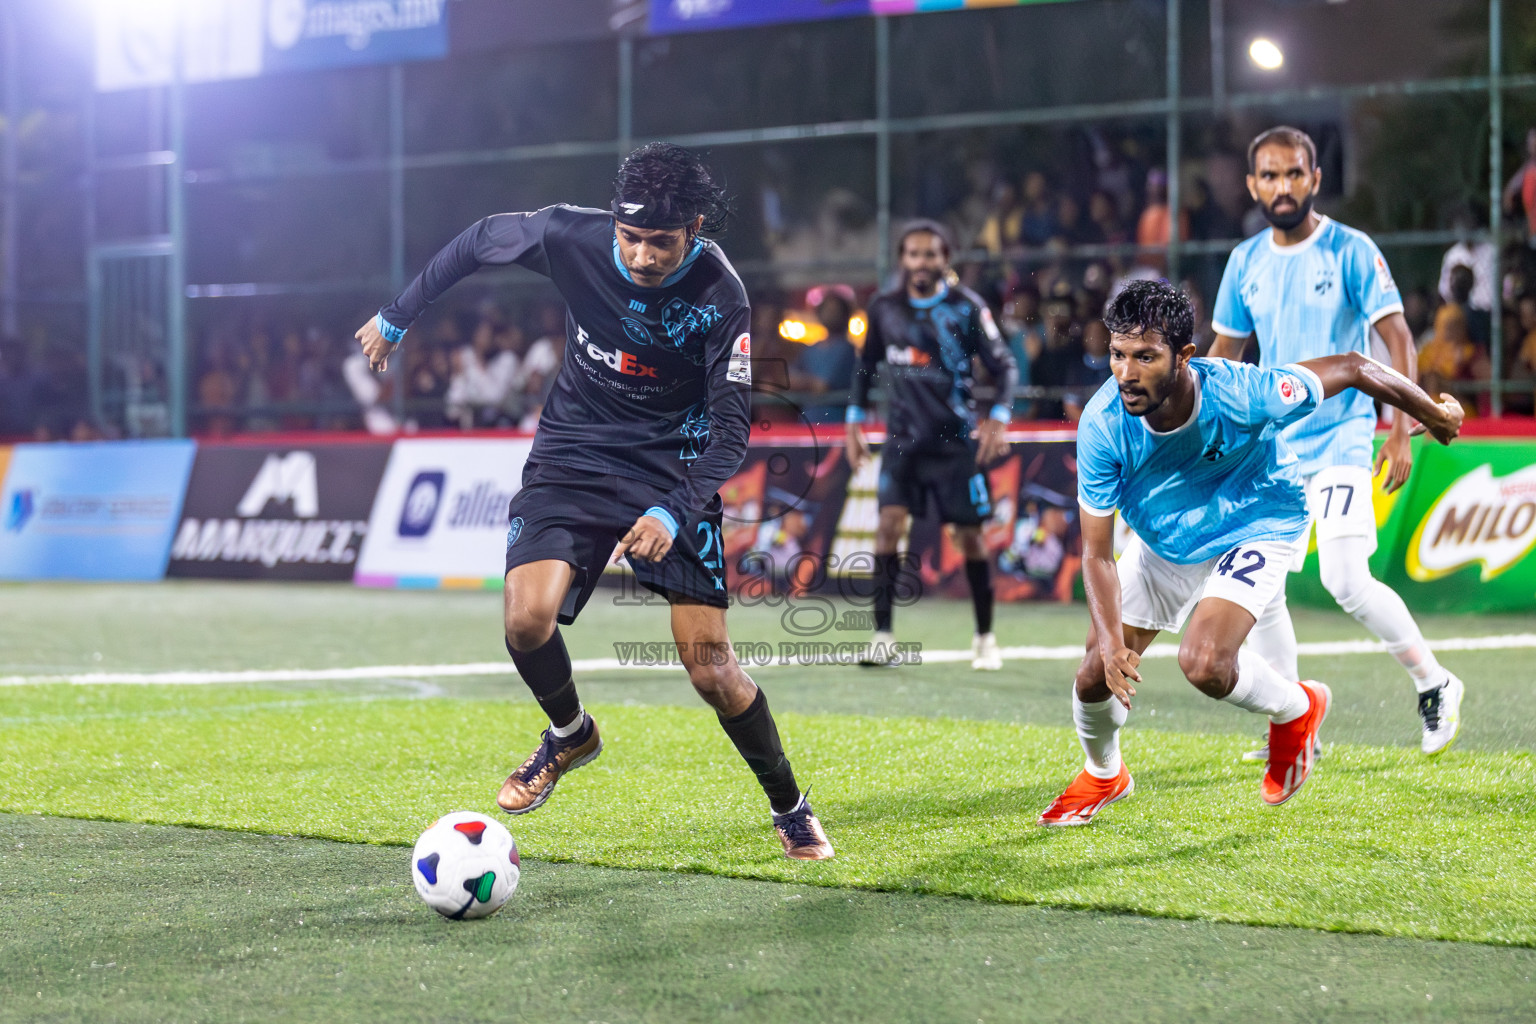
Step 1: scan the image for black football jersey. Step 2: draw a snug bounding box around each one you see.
[381,205,752,525]
[851,282,1018,451]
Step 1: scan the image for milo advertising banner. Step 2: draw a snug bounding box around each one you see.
[1291,439,1536,613]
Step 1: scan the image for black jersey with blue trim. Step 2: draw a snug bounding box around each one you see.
[850,282,1018,451]
[380,205,753,526]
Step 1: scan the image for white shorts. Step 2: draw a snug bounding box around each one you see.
[1288,464,1379,571]
[1119,534,1296,634]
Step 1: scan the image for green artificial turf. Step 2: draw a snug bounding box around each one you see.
[5,581,1535,753]
[1,687,1532,946]
[5,814,1534,1024]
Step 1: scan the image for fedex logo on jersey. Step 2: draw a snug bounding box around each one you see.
[885,345,932,367]
[577,324,658,378]
[1276,373,1308,405]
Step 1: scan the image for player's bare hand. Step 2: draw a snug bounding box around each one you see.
[845,422,870,473]
[975,418,1010,467]
[355,317,395,373]
[614,514,674,564]
[1373,430,1414,494]
[1103,646,1141,709]
[1408,394,1463,446]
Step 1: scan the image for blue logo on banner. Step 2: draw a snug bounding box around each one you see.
[399,471,445,538]
[506,517,525,550]
[0,441,195,581]
[5,490,33,532]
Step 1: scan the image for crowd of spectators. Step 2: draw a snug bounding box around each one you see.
[186,300,569,437]
[7,119,1536,440]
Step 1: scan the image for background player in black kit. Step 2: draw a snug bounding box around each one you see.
[845,221,1019,670]
[355,144,833,861]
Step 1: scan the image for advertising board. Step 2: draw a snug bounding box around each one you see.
[0,441,195,581]
[354,438,533,588]
[167,442,392,581]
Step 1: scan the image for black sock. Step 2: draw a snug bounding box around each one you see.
[718,688,801,813]
[873,552,899,633]
[965,558,994,635]
[506,630,581,729]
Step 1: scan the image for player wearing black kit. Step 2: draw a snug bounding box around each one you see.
[355,144,832,860]
[845,221,1018,670]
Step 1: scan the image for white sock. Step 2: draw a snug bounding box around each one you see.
[771,792,807,820]
[1320,535,1445,693]
[1226,647,1310,724]
[1073,689,1128,779]
[1247,594,1300,682]
[550,704,586,737]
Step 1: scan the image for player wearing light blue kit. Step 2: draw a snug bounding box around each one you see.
[1211,127,1466,758]
[1037,280,1462,827]
[1075,356,1317,567]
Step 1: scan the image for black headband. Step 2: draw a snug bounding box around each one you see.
[611,199,694,231]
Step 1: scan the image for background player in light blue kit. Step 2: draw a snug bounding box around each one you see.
[1038,281,1463,827]
[1211,127,1466,758]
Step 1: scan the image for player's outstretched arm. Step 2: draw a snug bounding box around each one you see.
[358,210,557,374]
[1080,511,1139,709]
[1371,311,1419,493]
[1298,351,1463,445]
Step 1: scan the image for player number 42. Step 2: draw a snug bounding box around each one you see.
[1216,547,1266,586]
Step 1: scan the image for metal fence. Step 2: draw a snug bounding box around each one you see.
[2,0,1529,436]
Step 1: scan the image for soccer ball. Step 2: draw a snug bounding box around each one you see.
[411,811,520,920]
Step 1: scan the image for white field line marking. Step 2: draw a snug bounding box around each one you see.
[3,633,1535,687]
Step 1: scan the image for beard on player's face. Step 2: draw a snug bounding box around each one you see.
[1111,336,1180,417]
[1118,366,1177,417]
[1262,191,1315,231]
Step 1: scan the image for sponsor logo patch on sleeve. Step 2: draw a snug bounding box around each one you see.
[726,333,752,385]
[979,306,1003,343]
[1277,373,1307,405]
[1374,252,1397,294]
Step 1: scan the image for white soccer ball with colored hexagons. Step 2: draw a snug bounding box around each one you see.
[411,811,519,919]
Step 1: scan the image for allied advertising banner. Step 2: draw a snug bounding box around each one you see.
[0,441,196,581]
[354,438,533,588]
[167,442,392,581]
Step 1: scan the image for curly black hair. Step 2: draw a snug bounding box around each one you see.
[612,142,731,236]
[1102,279,1194,350]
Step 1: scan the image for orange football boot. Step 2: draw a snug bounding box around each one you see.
[1262,681,1331,806]
[1037,762,1134,826]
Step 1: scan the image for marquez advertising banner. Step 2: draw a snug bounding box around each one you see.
[167,442,392,580]
[0,441,195,580]
[354,438,533,588]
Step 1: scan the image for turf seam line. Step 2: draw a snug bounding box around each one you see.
[5,632,1536,686]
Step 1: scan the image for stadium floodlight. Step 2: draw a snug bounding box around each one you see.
[1248,37,1284,71]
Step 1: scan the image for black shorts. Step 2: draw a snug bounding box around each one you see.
[504,461,728,624]
[877,444,991,526]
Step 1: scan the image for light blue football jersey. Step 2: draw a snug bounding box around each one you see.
[1212,216,1403,477]
[1077,358,1321,565]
